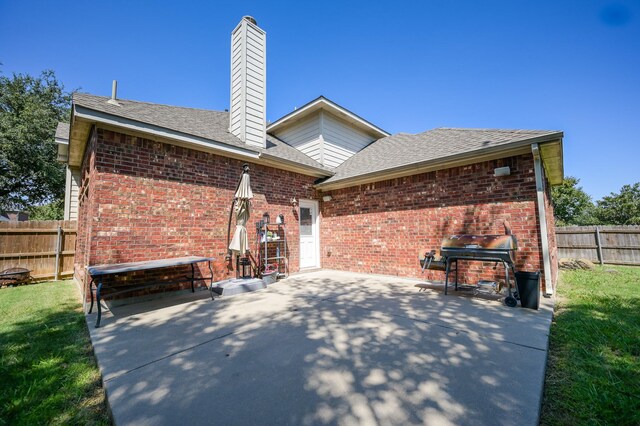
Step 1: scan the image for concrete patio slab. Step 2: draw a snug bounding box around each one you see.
[87,270,553,425]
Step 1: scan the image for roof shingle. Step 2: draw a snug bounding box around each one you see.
[72,93,562,184]
[322,128,562,185]
[72,93,331,172]
[55,122,70,141]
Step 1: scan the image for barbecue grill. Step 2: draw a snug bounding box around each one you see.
[423,234,519,307]
[440,234,517,263]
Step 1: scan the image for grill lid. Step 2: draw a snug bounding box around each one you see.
[441,235,517,251]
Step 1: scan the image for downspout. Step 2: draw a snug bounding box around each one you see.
[532,143,554,295]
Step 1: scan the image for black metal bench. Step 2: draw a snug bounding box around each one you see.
[87,256,215,327]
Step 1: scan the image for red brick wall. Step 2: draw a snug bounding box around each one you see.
[75,128,317,302]
[319,154,553,291]
[75,127,98,289]
[75,127,559,302]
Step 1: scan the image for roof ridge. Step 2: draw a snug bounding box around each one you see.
[434,127,560,133]
[73,92,228,114]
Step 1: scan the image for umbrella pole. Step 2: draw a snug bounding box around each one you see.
[225,164,251,264]
[225,198,236,263]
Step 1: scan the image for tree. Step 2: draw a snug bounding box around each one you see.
[551,176,598,226]
[28,199,64,220]
[595,182,640,225]
[0,70,71,213]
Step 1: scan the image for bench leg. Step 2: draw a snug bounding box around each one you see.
[190,263,195,293]
[208,261,213,288]
[444,259,450,295]
[88,277,95,314]
[95,279,103,328]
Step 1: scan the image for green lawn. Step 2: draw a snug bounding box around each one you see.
[0,281,110,425]
[541,265,640,425]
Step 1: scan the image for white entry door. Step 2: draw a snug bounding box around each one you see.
[299,199,319,269]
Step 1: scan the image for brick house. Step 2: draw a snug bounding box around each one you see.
[56,17,563,305]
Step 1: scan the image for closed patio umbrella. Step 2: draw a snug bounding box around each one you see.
[229,166,253,255]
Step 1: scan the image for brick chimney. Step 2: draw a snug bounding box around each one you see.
[230,16,266,149]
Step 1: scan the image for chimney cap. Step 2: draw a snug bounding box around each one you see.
[242,16,257,25]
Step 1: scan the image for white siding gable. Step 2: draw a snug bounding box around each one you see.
[271,113,322,163]
[271,110,376,168]
[321,111,374,168]
[63,166,80,221]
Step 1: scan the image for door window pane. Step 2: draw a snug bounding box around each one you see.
[300,207,312,236]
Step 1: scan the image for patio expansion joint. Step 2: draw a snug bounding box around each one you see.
[320,289,548,353]
[103,331,235,383]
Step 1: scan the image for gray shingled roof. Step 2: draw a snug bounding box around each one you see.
[55,122,70,141]
[72,93,331,172]
[322,128,563,185]
[72,93,562,184]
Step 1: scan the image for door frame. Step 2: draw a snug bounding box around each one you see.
[299,199,320,269]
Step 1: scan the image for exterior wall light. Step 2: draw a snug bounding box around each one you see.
[494,166,511,177]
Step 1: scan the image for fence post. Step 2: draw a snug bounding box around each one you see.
[54,225,62,280]
[595,226,604,265]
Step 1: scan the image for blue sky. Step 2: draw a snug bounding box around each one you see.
[1,0,638,200]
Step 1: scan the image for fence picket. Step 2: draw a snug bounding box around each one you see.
[556,225,640,266]
[0,220,77,281]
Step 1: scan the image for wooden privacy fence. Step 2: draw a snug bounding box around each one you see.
[0,220,77,280]
[556,225,640,266]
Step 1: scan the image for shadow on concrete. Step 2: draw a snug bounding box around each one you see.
[87,270,553,425]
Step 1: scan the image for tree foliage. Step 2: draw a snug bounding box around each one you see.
[595,183,640,225]
[27,199,64,221]
[552,177,640,226]
[0,70,71,213]
[551,176,597,226]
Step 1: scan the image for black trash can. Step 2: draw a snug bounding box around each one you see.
[515,271,540,310]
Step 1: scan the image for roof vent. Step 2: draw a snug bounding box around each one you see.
[107,80,120,106]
